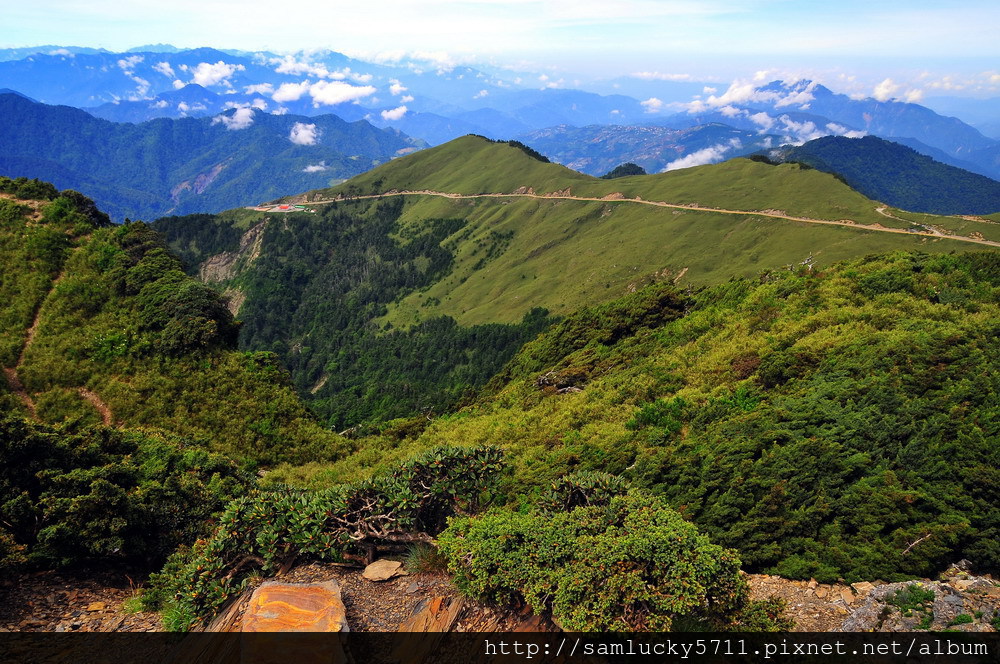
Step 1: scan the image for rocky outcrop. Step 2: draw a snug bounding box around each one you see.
[838,564,1000,632]
[241,581,349,632]
[198,221,265,283]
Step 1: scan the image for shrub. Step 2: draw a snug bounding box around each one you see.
[144,446,504,629]
[0,417,249,573]
[439,492,791,631]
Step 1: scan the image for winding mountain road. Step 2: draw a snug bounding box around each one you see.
[286,190,1000,249]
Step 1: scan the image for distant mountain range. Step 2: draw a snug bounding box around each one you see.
[3,47,997,179]
[770,135,1000,215]
[0,92,419,220]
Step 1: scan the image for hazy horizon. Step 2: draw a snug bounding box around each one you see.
[4,0,1000,101]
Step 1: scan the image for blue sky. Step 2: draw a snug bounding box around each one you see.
[6,0,1000,96]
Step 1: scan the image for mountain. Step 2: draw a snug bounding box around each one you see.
[655,80,1000,180]
[152,135,1000,429]
[0,178,343,465]
[771,135,1000,215]
[0,92,419,220]
[518,122,781,175]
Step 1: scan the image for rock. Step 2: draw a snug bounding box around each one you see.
[405,581,421,595]
[851,582,875,596]
[815,587,829,599]
[362,559,408,582]
[840,590,855,605]
[808,578,817,589]
[86,602,106,612]
[241,581,349,632]
[395,596,465,664]
[398,596,464,632]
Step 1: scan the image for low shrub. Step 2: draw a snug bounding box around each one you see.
[439,491,791,631]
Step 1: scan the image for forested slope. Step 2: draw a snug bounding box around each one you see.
[274,250,1000,583]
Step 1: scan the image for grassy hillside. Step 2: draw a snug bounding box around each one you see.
[269,250,1000,584]
[0,179,345,464]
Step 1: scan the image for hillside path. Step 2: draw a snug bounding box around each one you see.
[3,251,115,426]
[294,191,1000,249]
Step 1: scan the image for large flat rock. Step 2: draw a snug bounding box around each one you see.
[241,580,349,633]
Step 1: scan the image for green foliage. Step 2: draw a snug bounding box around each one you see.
[601,162,647,179]
[439,492,791,631]
[404,543,449,574]
[0,416,250,573]
[0,176,59,201]
[949,613,973,626]
[537,471,629,513]
[145,446,503,629]
[888,584,936,616]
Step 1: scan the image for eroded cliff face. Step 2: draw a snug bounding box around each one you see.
[198,221,266,285]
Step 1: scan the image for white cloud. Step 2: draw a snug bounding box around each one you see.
[400,94,414,103]
[182,61,246,88]
[380,105,408,121]
[640,97,666,113]
[225,99,268,112]
[150,100,168,109]
[172,79,185,90]
[152,61,175,78]
[664,143,734,171]
[117,55,150,98]
[175,101,206,116]
[302,161,328,173]
[308,80,377,106]
[212,107,255,130]
[117,55,143,72]
[473,89,489,99]
[48,48,73,57]
[389,80,408,95]
[273,55,329,78]
[778,116,825,144]
[272,81,312,103]
[904,88,924,103]
[703,86,717,95]
[720,105,743,117]
[872,78,900,102]
[289,122,319,145]
[825,122,866,139]
[272,107,289,115]
[749,111,775,132]
[682,79,816,114]
[630,71,693,81]
[244,83,275,95]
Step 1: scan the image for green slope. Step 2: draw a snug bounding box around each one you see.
[272,250,1000,584]
[0,179,344,464]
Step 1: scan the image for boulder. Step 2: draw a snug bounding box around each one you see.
[362,559,408,582]
[241,581,349,632]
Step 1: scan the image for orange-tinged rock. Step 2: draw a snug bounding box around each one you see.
[242,581,349,633]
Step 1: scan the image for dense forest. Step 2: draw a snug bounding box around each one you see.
[154,199,555,429]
